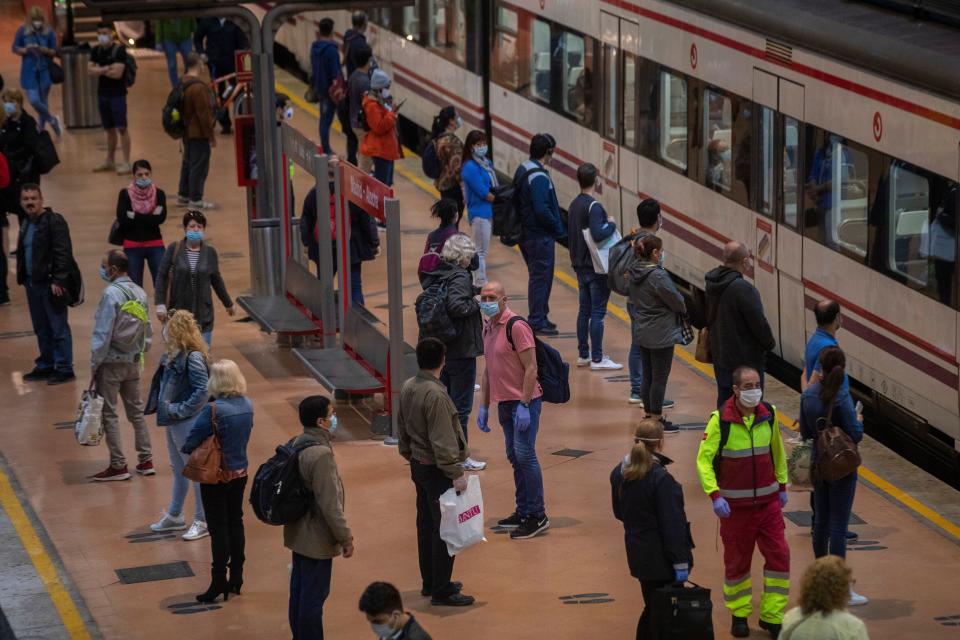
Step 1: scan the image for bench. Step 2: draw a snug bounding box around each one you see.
[237,259,325,335]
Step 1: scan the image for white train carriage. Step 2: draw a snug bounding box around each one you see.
[270,0,960,469]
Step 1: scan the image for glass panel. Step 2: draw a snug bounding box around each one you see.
[704,89,732,193]
[492,5,520,90]
[759,107,774,216]
[659,70,687,170]
[427,0,466,66]
[783,116,799,227]
[530,18,551,103]
[603,44,617,139]
[401,5,420,42]
[889,162,930,286]
[561,31,586,120]
[806,132,869,258]
[623,52,637,148]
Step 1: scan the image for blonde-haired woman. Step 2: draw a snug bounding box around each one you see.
[182,359,253,603]
[147,310,210,541]
[781,557,870,639]
[611,419,694,640]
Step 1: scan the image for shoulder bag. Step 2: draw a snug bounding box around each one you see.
[815,400,861,483]
[182,403,225,484]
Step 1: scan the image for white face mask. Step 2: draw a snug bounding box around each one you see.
[739,388,763,408]
[284,106,294,121]
[97,33,111,45]
[32,21,43,30]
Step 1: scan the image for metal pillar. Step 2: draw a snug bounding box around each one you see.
[384,197,404,443]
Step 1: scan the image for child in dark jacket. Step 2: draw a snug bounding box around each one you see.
[611,418,694,640]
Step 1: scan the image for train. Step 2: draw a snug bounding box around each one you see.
[258,0,960,484]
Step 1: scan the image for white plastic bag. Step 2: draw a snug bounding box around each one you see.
[582,201,622,274]
[438,475,486,557]
[75,389,105,446]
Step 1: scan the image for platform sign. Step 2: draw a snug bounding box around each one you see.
[235,50,254,83]
[281,122,320,171]
[339,162,395,223]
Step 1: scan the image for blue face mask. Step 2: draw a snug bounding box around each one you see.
[480,301,500,317]
[3,103,15,116]
[328,415,338,433]
[135,178,152,189]
[99,265,111,283]
[185,230,203,243]
[474,145,488,158]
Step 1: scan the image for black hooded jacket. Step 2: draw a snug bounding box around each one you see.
[419,261,482,360]
[703,266,775,370]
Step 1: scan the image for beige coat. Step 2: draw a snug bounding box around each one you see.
[398,371,466,480]
[283,428,352,559]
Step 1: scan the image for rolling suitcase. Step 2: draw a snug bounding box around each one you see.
[649,581,714,640]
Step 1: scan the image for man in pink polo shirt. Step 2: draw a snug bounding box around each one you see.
[477,281,549,540]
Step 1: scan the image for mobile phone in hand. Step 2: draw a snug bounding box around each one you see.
[855,401,863,415]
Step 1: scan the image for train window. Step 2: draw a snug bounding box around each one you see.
[804,130,870,261]
[492,5,519,91]
[603,44,618,140]
[623,52,637,149]
[561,31,593,125]
[402,6,420,42]
[759,107,774,217]
[703,89,752,208]
[426,0,467,67]
[530,18,551,103]
[782,116,800,227]
[659,70,687,171]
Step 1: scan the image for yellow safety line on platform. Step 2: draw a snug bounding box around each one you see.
[0,468,91,639]
[281,79,959,542]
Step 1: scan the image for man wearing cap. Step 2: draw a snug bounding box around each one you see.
[513,134,567,335]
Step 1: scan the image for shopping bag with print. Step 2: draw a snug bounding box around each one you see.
[438,475,486,557]
[75,385,105,446]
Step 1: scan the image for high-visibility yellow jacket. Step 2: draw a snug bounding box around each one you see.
[696,399,788,505]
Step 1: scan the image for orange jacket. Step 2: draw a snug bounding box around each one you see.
[360,95,401,161]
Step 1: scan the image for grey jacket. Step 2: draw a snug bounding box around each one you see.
[155,241,232,333]
[90,276,152,368]
[627,262,686,349]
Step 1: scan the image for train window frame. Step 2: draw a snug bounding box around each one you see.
[701,86,752,210]
[529,17,552,105]
[492,3,520,91]
[757,105,775,218]
[658,68,688,173]
[780,114,801,228]
[623,51,638,150]
[602,43,618,142]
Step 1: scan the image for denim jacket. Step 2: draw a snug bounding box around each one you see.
[182,396,253,471]
[155,350,209,427]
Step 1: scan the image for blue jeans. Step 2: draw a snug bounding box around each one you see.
[350,261,364,306]
[576,270,610,361]
[715,366,765,408]
[440,357,477,442]
[372,157,394,187]
[164,419,205,522]
[812,470,858,559]
[123,245,165,288]
[25,85,53,131]
[289,553,332,640]
[319,96,336,155]
[519,234,555,329]
[497,398,545,518]
[627,301,642,394]
[161,38,193,87]
[25,282,73,373]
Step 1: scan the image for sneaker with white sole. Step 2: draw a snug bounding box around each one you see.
[462,457,487,471]
[115,162,132,175]
[176,195,190,206]
[92,160,115,172]
[590,357,623,371]
[629,393,643,405]
[576,357,591,367]
[188,200,217,210]
[150,511,186,532]
[182,520,209,541]
[848,589,869,606]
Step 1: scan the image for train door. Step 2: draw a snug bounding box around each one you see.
[752,69,781,355]
[600,12,640,230]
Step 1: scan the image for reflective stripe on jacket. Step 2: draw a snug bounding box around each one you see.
[696,398,788,505]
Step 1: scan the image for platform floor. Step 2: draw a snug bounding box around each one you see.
[0,7,958,639]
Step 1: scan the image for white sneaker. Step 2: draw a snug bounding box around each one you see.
[474,384,481,391]
[115,162,132,175]
[188,200,217,210]
[848,589,869,606]
[182,520,209,541]
[576,357,591,367]
[150,511,186,532]
[462,457,487,471]
[590,356,623,371]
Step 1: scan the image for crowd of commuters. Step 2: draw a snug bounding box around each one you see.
[0,8,879,640]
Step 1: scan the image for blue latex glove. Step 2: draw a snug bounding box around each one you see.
[514,403,531,431]
[674,568,689,583]
[712,497,731,519]
[779,491,789,508]
[477,405,490,433]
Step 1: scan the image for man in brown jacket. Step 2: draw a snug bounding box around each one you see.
[398,338,474,607]
[177,52,217,210]
[285,395,353,640]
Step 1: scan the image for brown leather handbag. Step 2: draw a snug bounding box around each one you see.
[182,403,225,484]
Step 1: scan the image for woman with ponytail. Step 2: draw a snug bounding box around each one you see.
[427,105,465,217]
[800,345,866,606]
[611,418,694,639]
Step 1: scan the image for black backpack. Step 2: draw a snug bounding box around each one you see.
[112,44,137,87]
[421,138,441,179]
[506,316,570,404]
[416,280,458,343]
[492,166,545,247]
[249,440,321,526]
[161,78,201,140]
[607,233,638,296]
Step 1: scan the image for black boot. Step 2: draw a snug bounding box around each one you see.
[196,571,230,603]
[228,564,243,595]
[759,620,782,639]
[731,616,750,638]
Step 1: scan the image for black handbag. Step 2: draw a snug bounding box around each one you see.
[49,60,64,84]
[34,131,60,175]
[108,219,124,246]
[649,581,714,640]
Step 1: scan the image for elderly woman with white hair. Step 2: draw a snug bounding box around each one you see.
[419,232,486,470]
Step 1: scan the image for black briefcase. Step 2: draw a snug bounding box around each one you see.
[648,581,714,640]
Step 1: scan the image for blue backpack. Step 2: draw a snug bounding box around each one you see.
[506,316,570,404]
[421,137,441,179]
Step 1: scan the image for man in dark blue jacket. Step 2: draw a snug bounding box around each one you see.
[514,133,566,335]
[567,162,620,369]
[342,12,372,77]
[194,17,249,134]
[311,18,342,155]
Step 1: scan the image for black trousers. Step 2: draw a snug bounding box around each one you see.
[178,138,212,202]
[638,579,671,640]
[411,460,455,598]
[199,476,247,577]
